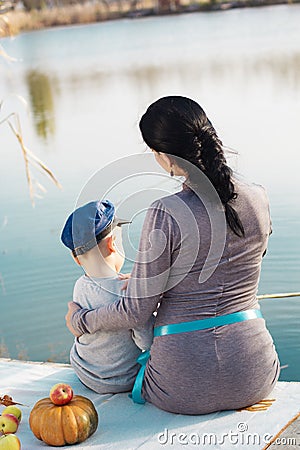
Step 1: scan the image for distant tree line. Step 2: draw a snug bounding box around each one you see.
[0,0,106,12]
[0,0,185,13]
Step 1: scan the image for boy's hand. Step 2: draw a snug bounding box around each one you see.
[65,301,83,337]
[118,272,131,291]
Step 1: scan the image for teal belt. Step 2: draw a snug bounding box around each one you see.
[131,309,263,404]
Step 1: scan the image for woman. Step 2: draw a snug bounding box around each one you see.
[66,96,280,415]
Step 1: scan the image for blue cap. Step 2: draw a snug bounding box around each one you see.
[61,200,130,256]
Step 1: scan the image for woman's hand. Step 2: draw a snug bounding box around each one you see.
[118,272,131,291]
[65,301,83,337]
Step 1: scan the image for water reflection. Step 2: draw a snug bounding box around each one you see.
[55,52,300,93]
[25,70,56,141]
[127,53,300,90]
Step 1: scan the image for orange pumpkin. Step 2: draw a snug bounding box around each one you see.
[29,395,98,446]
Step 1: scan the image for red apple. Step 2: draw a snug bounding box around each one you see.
[49,383,73,405]
[0,434,21,449]
[1,408,21,424]
[0,415,19,435]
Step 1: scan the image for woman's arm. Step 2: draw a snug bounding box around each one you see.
[66,302,83,337]
[67,200,177,335]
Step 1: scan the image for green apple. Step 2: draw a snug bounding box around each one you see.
[0,408,21,424]
[0,415,19,435]
[0,434,21,449]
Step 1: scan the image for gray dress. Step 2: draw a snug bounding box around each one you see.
[72,177,280,414]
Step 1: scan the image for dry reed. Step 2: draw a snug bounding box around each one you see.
[0,109,62,205]
[3,3,128,35]
[1,37,62,206]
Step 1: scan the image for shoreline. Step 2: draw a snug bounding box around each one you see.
[0,0,299,37]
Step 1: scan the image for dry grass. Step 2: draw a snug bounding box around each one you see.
[1,0,198,36]
[16,342,29,361]
[0,108,62,205]
[3,3,131,35]
[1,0,297,36]
[0,14,14,38]
[0,339,10,358]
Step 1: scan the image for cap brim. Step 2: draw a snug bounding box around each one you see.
[113,217,132,227]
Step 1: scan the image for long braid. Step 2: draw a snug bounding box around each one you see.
[190,122,245,237]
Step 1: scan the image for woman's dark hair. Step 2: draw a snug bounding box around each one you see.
[139,96,244,237]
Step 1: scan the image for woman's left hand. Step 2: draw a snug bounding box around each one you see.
[65,301,83,337]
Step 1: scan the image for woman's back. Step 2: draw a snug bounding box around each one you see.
[146,177,270,324]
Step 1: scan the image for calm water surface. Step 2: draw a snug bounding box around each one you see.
[0,6,299,380]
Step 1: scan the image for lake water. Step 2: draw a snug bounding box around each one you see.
[0,5,299,380]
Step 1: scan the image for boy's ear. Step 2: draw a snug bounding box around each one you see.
[106,235,116,253]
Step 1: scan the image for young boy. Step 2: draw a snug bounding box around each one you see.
[61,199,153,394]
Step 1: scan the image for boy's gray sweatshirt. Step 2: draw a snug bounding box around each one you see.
[70,275,153,394]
